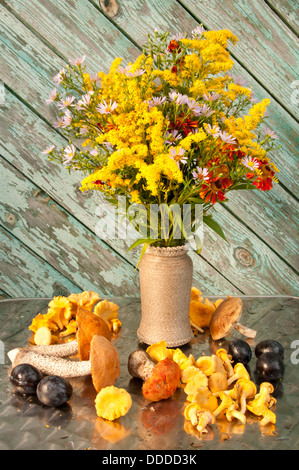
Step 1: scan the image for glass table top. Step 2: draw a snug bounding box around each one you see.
[0,295,298,450]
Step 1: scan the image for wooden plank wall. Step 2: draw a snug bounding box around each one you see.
[0,0,298,299]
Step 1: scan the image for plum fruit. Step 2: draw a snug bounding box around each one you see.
[228,339,252,364]
[37,375,73,407]
[10,363,43,395]
[255,340,284,359]
[255,352,285,382]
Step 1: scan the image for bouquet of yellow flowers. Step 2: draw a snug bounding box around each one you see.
[44,27,280,253]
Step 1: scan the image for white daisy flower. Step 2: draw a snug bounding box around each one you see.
[76,93,91,110]
[58,95,76,109]
[117,65,145,77]
[45,88,57,105]
[63,144,76,165]
[169,147,188,167]
[96,99,118,114]
[168,92,189,105]
[41,145,55,154]
[241,156,260,170]
[204,124,220,136]
[218,131,236,144]
[147,96,166,109]
[61,109,72,128]
[165,129,182,145]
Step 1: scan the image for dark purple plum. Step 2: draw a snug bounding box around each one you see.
[255,340,284,359]
[37,376,73,407]
[10,363,43,395]
[228,339,252,364]
[255,352,285,382]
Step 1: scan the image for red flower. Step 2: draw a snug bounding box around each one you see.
[200,180,226,204]
[253,176,273,191]
[168,40,181,52]
[170,115,198,136]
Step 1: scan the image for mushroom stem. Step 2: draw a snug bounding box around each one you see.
[234,323,257,338]
[8,347,90,377]
[128,350,155,381]
[28,340,78,357]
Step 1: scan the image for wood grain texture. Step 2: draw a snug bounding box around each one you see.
[0,157,139,297]
[0,0,298,297]
[0,226,81,298]
[265,0,299,35]
[179,0,299,119]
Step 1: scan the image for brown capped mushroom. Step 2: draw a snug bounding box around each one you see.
[209,297,257,341]
[76,307,111,360]
[7,335,120,393]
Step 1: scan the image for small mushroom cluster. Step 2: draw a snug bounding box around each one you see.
[189,291,257,340]
[29,291,121,346]
[128,340,277,435]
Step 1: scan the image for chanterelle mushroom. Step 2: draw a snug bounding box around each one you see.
[209,297,256,341]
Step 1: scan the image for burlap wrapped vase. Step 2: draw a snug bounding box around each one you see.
[138,244,193,347]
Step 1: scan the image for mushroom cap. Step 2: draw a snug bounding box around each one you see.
[209,297,243,340]
[76,307,111,360]
[90,335,120,393]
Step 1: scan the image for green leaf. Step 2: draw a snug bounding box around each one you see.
[126,238,157,252]
[230,183,257,191]
[203,215,227,242]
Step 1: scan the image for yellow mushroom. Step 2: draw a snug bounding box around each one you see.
[93,299,120,328]
[184,371,208,396]
[213,391,237,419]
[146,341,172,363]
[171,349,195,370]
[234,379,257,414]
[184,403,215,433]
[95,386,132,421]
[208,372,228,394]
[225,402,247,425]
[187,387,218,413]
[59,319,77,338]
[227,363,250,386]
[216,349,234,377]
[247,382,276,416]
[260,409,276,426]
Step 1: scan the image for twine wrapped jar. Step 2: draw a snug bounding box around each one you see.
[137,244,193,347]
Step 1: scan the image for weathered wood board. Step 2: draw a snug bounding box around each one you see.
[0,0,298,298]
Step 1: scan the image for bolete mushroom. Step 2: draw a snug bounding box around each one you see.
[142,357,181,402]
[76,307,111,360]
[209,297,257,341]
[127,350,155,381]
[8,335,120,393]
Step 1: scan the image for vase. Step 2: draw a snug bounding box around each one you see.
[137,244,194,347]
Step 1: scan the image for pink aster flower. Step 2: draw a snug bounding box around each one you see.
[202,92,220,101]
[147,96,166,109]
[61,109,72,128]
[69,55,86,66]
[168,92,189,105]
[96,99,118,114]
[76,93,92,110]
[117,65,145,77]
[165,129,182,145]
[264,127,279,140]
[41,145,55,154]
[192,166,209,183]
[58,95,76,109]
[218,131,236,144]
[192,25,205,37]
[53,69,65,85]
[45,88,57,105]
